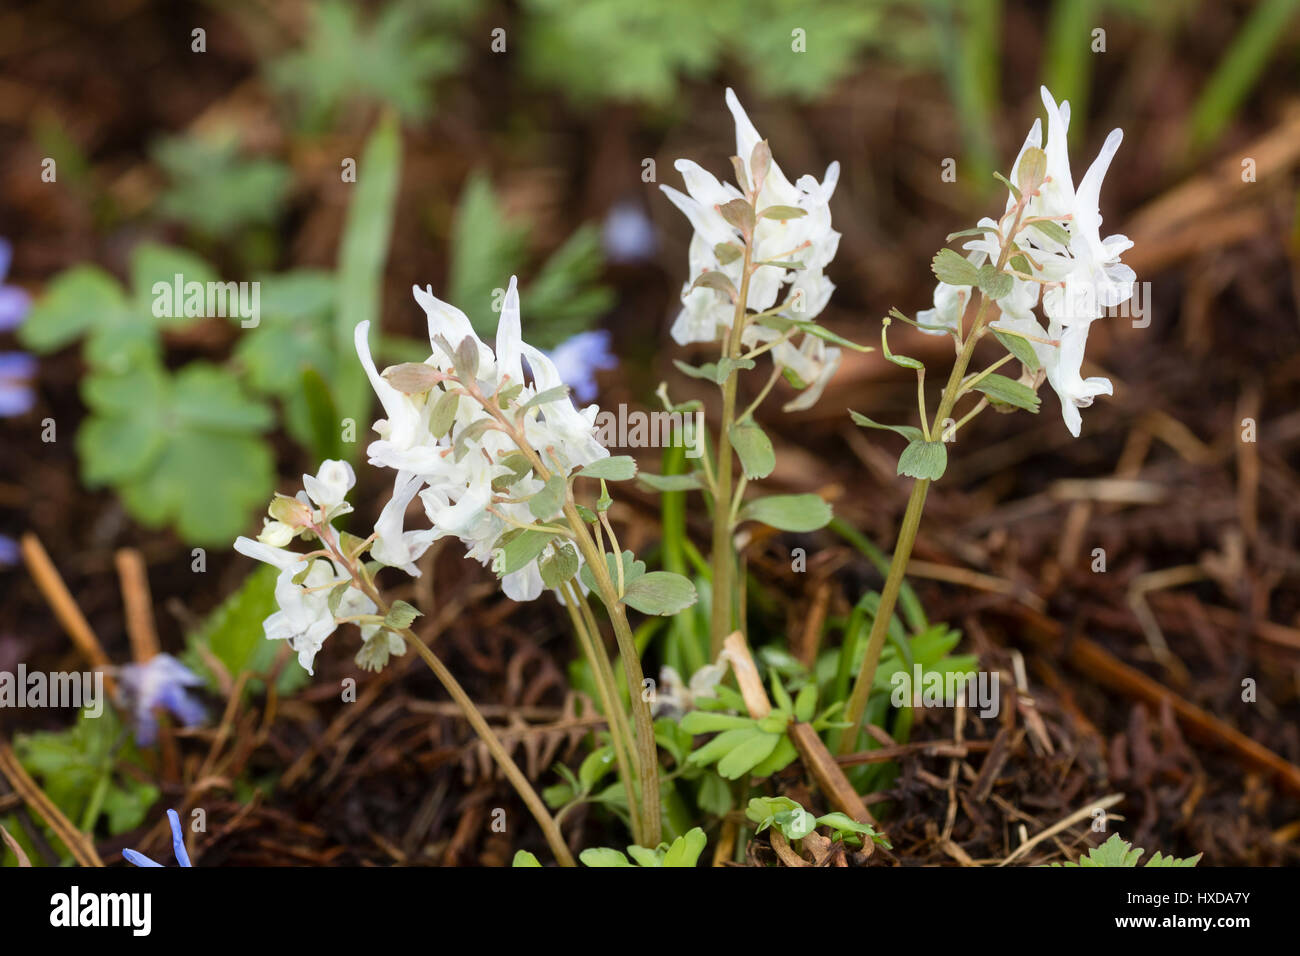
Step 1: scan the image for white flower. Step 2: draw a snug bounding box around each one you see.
[302,459,356,510]
[659,89,842,410]
[356,277,608,601]
[264,560,351,675]
[917,86,1132,437]
[653,654,731,717]
[371,471,436,576]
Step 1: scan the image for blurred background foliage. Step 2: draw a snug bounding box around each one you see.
[1,0,1298,865]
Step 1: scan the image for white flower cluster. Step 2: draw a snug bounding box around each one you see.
[355,277,609,600]
[919,86,1136,437]
[233,460,387,675]
[232,280,609,673]
[662,89,844,411]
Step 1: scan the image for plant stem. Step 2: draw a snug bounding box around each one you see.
[839,202,1030,752]
[318,526,575,866]
[404,637,576,865]
[709,242,755,658]
[560,579,645,844]
[562,500,663,845]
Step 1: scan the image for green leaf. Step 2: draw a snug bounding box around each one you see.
[498,529,555,575]
[690,271,738,299]
[749,733,799,778]
[969,372,1040,412]
[717,198,755,235]
[520,385,571,411]
[931,248,980,286]
[1015,145,1047,194]
[729,419,775,479]
[183,564,306,694]
[267,0,465,128]
[661,827,707,867]
[945,226,997,242]
[1029,218,1071,246]
[716,730,780,779]
[384,600,422,630]
[17,265,126,355]
[679,712,756,734]
[578,456,637,481]
[512,850,542,867]
[848,411,924,443]
[528,474,566,520]
[897,440,948,481]
[621,571,698,615]
[637,471,703,492]
[758,204,807,220]
[992,330,1040,373]
[794,683,818,722]
[738,494,832,532]
[153,130,291,239]
[976,264,1013,299]
[539,542,580,589]
[579,847,634,867]
[429,389,460,438]
[80,359,274,544]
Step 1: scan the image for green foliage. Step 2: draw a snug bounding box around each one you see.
[233,270,341,457]
[968,372,1040,413]
[153,130,291,239]
[738,493,833,533]
[897,439,948,481]
[521,0,925,105]
[931,248,980,287]
[335,112,403,435]
[746,796,889,848]
[448,171,614,349]
[183,565,310,694]
[1051,833,1202,868]
[266,0,472,129]
[77,359,275,544]
[19,243,217,371]
[579,827,707,867]
[13,709,159,862]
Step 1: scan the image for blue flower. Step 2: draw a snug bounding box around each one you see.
[116,654,206,747]
[0,239,31,333]
[0,351,36,417]
[122,809,193,867]
[545,330,616,403]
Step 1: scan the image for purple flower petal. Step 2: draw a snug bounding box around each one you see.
[0,287,31,332]
[546,330,617,403]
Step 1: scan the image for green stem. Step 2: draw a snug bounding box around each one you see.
[709,242,755,658]
[560,579,645,845]
[318,525,576,866]
[839,214,1023,752]
[563,500,663,845]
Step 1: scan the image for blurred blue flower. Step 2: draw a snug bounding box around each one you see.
[117,653,206,747]
[601,201,657,264]
[546,330,617,402]
[123,809,193,867]
[0,239,31,333]
[0,351,36,417]
[0,534,18,568]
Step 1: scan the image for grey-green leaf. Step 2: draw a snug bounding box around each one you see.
[738,494,832,532]
[729,419,775,479]
[621,571,698,615]
[931,248,980,287]
[897,440,948,481]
